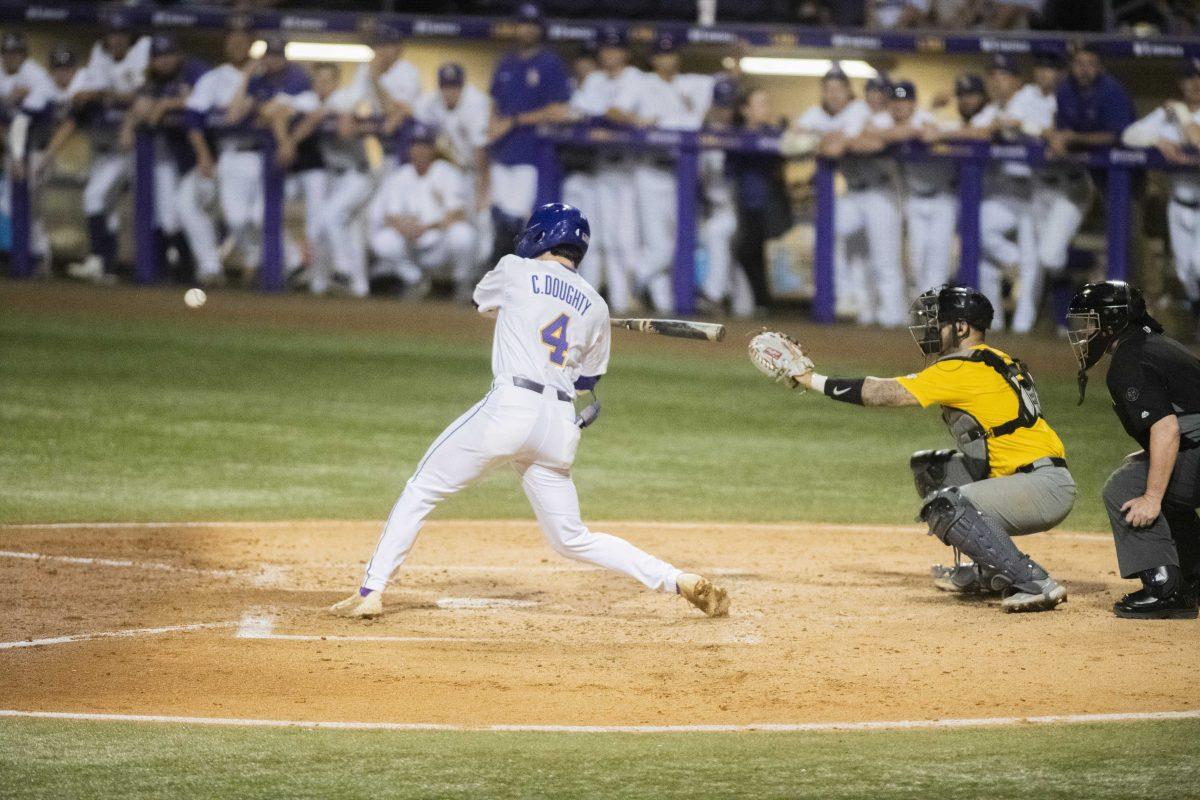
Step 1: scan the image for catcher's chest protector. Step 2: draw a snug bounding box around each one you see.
[936,350,1045,480]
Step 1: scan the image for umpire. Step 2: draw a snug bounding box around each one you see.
[1069,280,1200,619]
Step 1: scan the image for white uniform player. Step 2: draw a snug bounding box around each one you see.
[329,203,729,620]
[415,63,494,275]
[621,32,713,313]
[367,121,476,297]
[868,80,958,297]
[795,68,905,327]
[570,29,642,315]
[1122,62,1200,315]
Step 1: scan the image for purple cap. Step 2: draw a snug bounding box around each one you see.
[49,45,76,68]
[516,3,544,25]
[150,34,179,57]
[261,33,287,57]
[409,120,437,144]
[1,31,26,53]
[652,31,679,55]
[988,53,1021,75]
[438,62,465,86]
[955,73,986,95]
[597,25,625,49]
[890,79,916,101]
[712,77,738,108]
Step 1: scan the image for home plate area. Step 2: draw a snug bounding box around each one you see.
[1,519,1196,728]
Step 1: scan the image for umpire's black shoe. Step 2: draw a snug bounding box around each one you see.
[1113,587,1198,620]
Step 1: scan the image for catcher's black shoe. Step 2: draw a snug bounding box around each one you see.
[1113,587,1198,620]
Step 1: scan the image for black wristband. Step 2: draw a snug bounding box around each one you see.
[824,377,866,405]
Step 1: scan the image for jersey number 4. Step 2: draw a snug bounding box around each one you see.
[540,313,570,365]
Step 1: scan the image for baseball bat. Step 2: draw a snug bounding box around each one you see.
[610,318,726,342]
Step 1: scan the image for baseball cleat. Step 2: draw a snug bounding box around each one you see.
[676,573,730,617]
[328,589,383,619]
[1000,579,1067,613]
[930,563,1003,596]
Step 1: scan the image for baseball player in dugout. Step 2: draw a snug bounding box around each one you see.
[750,285,1076,612]
[331,203,729,620]
[1069,281,1200,620]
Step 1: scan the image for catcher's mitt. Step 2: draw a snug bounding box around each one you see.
[748,330,814,389]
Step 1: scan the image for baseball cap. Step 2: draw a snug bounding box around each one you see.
[652,31,679,55]
[988,53,1021,75]
[150,34,179,57]
[101,9,133,32]
[712,77,738,108]
[1181,57,1200,79]
[261,33,287,57]
[1,31,26,54]
[822,63,850,84]
[49,45,76,69]
[596,25,624,49]
[515,3,544,25]
[890,79,917,101]
[438,62,465,87]
[409,120,438,144]
[955,73,986,95]
[865,72,891,93]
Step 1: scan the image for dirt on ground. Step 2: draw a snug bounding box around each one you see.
[1,520,1196,727]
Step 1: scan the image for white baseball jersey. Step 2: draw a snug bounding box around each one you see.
[370,158,466,228]
[474,254,610,396]
[308,85,371,172]
[622,71,713,131]
[1124,104,1200,203]
[84,36,151,95]
[796,100,885,187]
[871,0,930,26]
[872,107,956,194]
[0,57,56,107]
[573,65,644,117]
[185,63,254,150]
[972,91,1043,179]
[414,84,490,169]
[350,59,421,113]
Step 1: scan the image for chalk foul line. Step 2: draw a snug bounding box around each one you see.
[0,708,1195,734]
[0,621,239,650]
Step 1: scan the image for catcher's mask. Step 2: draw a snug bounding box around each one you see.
[908,285,994,358]
[1066,280,1159,404]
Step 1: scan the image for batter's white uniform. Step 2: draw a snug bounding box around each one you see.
[570,65,645,315]
[359,254,682,595]
[1124,103,1200,303]
[414,83,493,265]
[367,158,476,289]
[1018,83,1092,333]
[972,92,1043,331]
[622,70,714,313]
[796,100,906,326]
[870,107,958,298]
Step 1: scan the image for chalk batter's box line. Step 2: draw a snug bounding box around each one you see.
[0,621,240,650]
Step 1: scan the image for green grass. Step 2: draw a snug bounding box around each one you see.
[1,718,1197,799]
[0,306,1134,527]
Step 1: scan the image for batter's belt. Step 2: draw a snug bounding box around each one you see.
[513,376,572,402]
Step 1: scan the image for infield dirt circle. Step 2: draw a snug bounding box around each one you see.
[1,520,1196,726]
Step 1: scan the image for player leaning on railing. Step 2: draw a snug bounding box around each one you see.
[749,285,1076,613]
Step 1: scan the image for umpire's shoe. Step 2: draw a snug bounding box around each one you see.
[1113,567,1199,620]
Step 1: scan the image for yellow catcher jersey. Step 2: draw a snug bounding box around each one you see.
[895,344,1065,477]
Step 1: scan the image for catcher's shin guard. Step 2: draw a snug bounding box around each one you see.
[919,487,1049,594]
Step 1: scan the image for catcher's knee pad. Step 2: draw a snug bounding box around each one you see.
[909,449,971,499]
[919,487,1048,592]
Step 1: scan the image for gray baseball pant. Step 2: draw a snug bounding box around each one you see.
[1102,448,1200,578]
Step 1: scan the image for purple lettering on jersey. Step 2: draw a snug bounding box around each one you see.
[540,313,570,365]
[531,274,539,293]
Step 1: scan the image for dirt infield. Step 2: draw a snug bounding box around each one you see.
[1,520,1196,728]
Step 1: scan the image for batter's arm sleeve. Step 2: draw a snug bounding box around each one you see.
[580,315,611,378]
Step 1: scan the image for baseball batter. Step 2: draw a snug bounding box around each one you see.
[750,285,1075,613]
[330,203,729,619]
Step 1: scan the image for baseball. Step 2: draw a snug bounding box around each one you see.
[184,288,207,309]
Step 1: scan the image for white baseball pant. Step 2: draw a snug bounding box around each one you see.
[176,169,222,281]
[216,150,264,264]
[489,162,539,221]
[1,152,51,259]
[592,161,638,315]
[634,161,677,313]
[311,169,373,297]
[1168,198,1200,302]
[701,203,755,316]
[360,380,682,594]
[980,189,1036,333]
[153,160,182,234]
[82,152,129,217]
[369,222,476,287]
[905,192,957,298]
[561,170,607,295]
[1012,174,1093,332]
[837,186,907,327]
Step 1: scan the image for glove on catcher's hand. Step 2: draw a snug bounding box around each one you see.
[748,331,814,389]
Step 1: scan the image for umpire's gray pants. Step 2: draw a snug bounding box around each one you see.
[1102,447,1200,578]
[959,466,1077,537]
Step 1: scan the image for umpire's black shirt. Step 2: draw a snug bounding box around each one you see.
[1106,325,1200,450]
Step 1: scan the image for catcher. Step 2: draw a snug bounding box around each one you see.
[749,285,1076,612]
